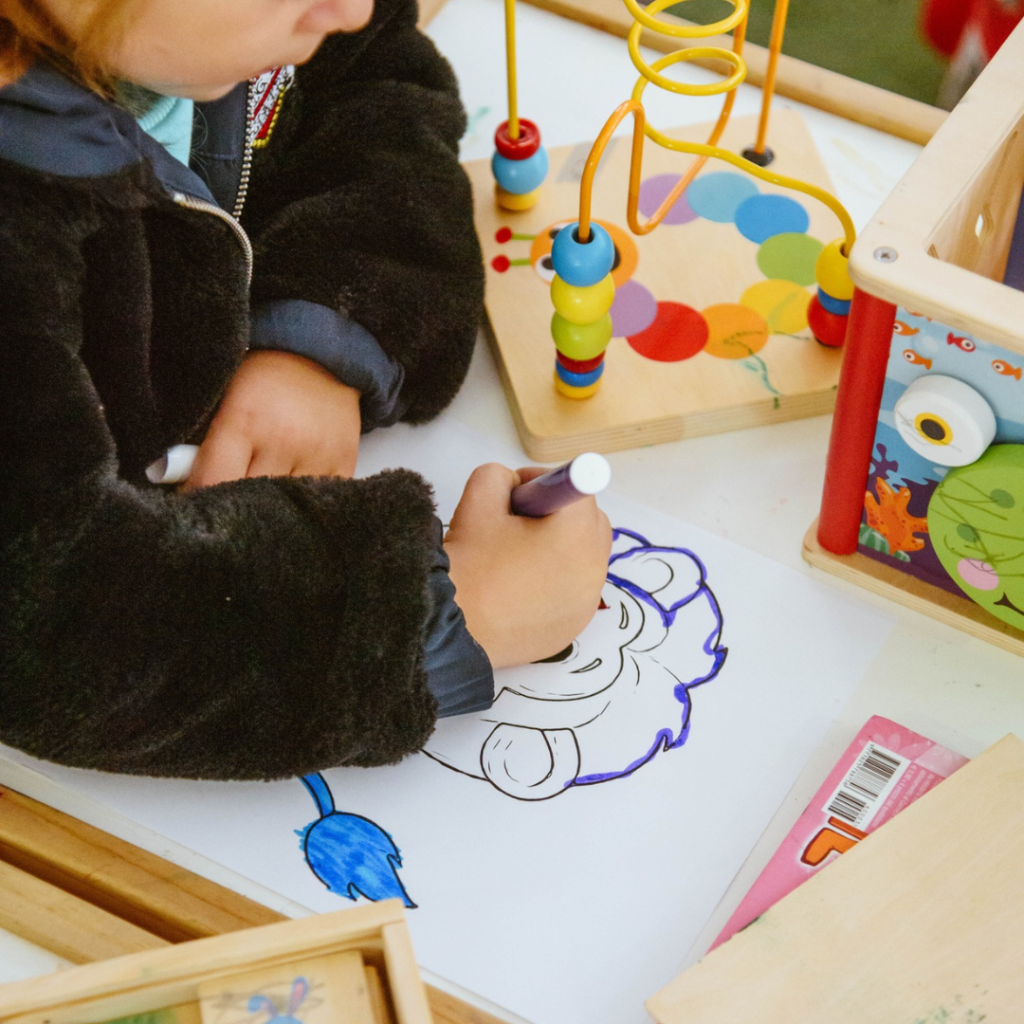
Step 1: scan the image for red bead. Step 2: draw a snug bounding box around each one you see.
[807,294,848,348]
[557,351,605,374]
[491,255,510,273]
[495,227,513,243]
[495,119,541,160]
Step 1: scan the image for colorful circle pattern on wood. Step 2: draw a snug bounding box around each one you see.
[487,170,844,393]
[626,302,709,362]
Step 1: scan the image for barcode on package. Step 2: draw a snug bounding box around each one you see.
[823,743,909,829]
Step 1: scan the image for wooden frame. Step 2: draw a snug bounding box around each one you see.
[849,27,1024,349]
[0,902,428,1024]
[804,522,1024,657]
[0,785,505,1024]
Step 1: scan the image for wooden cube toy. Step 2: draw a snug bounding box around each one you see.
[806,20,1024,656]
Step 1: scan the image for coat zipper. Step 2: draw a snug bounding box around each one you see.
[233,78,256,221]
[169,79,258,287]
[171,192,253,286]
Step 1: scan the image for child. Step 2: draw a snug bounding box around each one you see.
[0,0,612,780]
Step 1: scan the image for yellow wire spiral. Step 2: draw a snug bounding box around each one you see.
[576,0,856,253]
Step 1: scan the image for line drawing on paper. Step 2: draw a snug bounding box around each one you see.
[423,528,727,799]
[296,527,727,903]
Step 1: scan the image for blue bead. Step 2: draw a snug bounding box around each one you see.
[550,222,615,287]
[554,357,605,388]
[817,287,851,316]
[491,147,549,195]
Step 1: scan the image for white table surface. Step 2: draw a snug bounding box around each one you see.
[1,0,1021,1007]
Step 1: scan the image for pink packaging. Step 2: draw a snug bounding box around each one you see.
[712,715,969,950]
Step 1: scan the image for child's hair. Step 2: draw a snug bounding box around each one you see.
[0,0,137,91]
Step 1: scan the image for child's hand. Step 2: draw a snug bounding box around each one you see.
[187,350,361,489]
[445,463,613,669]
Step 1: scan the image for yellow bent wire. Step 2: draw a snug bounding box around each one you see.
[504,0,519,139]
[618,0,750,237]
[753,0,790,156]
[577,0,751,242]
[576,0,856,254]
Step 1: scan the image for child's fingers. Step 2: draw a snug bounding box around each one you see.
[449,463,519,528]
[247,446,297,480]
[293,453,358,479]
[186,430,253,490]
[514,465,550,484]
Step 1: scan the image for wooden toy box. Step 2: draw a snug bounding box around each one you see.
[805,19,1024,656]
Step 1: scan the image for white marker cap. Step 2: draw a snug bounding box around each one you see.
[146,444,200,485]
[568,452,612,495]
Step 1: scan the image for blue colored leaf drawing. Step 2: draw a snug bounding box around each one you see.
[297,773,415,908]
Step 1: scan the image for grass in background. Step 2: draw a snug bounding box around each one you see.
[668,0,947,104]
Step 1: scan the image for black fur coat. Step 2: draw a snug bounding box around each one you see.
[0,0,485,779]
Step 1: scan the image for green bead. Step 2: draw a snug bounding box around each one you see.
[551,312,613,360]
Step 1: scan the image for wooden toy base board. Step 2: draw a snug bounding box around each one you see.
[466,111,845,460]
[803,520,1024,657]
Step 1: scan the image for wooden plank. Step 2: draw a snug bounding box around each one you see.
[0,785,281,943]
[520,0,946,145]
[647,734,1024,1023]
[802,521,1024,657]
[380,923,434,1024]
[0,785,496,1024]
[365,964,396,1024]
[0,860,167,965]
[425,987,510,1024]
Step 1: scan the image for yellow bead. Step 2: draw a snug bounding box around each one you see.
[815,239,854,301]
[551,312,613,361]
[550,274,615,324]
[554,372,602,399]
[495,184,540,211]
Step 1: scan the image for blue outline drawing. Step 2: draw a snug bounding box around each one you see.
[424,527,727,798]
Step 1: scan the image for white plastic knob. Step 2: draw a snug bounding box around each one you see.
[893,374,996,467]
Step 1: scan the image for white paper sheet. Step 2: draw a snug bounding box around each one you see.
[0,420,892,1024]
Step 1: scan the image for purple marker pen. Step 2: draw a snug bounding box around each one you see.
[510,452,611,517]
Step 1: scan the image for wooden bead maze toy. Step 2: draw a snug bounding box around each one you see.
[805,20,1024,656]
[469,0,859,459]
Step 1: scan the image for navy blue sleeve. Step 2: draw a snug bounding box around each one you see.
[422,518,495,718]
[250,298,407,431]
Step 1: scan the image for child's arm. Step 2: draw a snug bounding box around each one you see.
[241,0,483,428]
[0,206,445,780]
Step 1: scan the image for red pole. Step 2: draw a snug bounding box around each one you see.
[817,288,897,554]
